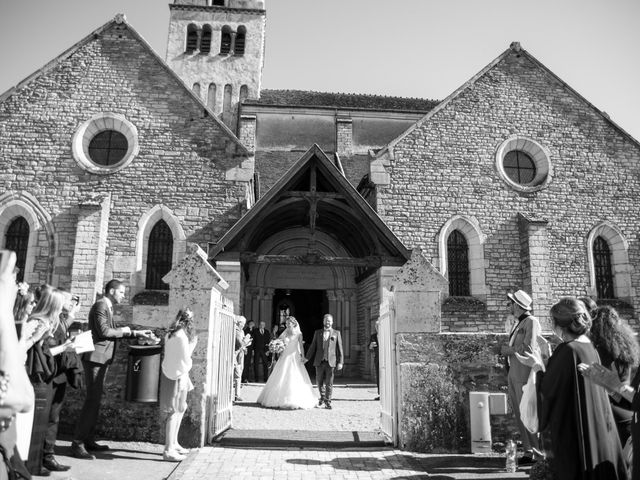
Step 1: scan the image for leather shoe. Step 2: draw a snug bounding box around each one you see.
[43,456,71,472]
[34,466,51,477]
[318,398,325,407]
[325,402,332,409]
[70,442,95,460]
[85,440,109,451]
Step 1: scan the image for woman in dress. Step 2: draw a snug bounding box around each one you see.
[257,316,317,409]
[160,308,197,462]
[589,305,639,445]
[538,297,627,480]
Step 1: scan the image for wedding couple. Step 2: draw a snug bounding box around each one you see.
[257,314,343,410]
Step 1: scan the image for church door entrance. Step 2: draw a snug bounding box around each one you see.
[272,288,326,376]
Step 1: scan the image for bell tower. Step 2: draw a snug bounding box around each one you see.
[166,0,266,134]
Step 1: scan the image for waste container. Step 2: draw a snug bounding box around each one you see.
[126,344,162,403]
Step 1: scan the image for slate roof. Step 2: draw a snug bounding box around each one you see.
[248,89,439,112]
[255,151,370,196]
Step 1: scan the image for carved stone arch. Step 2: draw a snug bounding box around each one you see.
[0,191,55,284]
[134,205,187,295]
[437,215,487,299]
[251,228,354,291]
[586,222,633,301]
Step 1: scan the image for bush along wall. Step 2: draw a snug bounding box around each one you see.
[396,332,520,452]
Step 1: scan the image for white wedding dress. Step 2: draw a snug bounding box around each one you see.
[257,331,317,409]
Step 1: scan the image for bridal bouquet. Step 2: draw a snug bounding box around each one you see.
[268,339,285,355]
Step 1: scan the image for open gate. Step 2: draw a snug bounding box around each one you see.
[207,295,235,441]
[378,289,397,445]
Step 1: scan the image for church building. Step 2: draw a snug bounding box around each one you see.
[1,0,639,450]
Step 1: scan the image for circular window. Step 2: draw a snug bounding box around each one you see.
[495,136,552,192]
[503,150,536,185]
[72,113,139,174]
[88,130,128,166]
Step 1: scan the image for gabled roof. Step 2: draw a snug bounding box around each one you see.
[247,89,439,113]
[374,42,640,159]
[210,144,410,266]
[0,14,249,155]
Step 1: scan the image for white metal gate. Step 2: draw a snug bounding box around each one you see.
[207,296,235,441]
[378,289,397,445]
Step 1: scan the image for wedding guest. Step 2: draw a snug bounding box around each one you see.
[160,308,197,462]
[252,321,271,382]
[589,305,639,445]
[500,289,542,464]
[12,281,35,337]
[22,288,75,476]
[242,320,255,383]
[0,250,35,479]
[233,316,252,402]
[42,292,84,473]
[579,296,598,318]
[368,324,380,400]
[71,280,151,460]
[539,297,626,480]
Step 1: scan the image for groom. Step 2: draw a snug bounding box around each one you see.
[304,313,343,409]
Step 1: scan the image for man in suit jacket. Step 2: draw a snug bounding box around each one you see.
[304,314,343,409]
[252,321,271,382]
[71,280,151,460]
[501,289,542,464]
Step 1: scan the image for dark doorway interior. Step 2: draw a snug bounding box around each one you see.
[272,289,326,376]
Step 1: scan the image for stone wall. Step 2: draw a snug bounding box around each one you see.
[375,48,640,330]
[0,20,250,307]
[397,332,517,452]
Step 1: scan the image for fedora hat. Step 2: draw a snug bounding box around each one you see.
[507,290,533,311]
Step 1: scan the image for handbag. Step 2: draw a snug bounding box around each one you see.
[520,367,540,433]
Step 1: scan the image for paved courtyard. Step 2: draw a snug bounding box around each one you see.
[41,379,530,479]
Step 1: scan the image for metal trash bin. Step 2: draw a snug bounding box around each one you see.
[126,345,162,403]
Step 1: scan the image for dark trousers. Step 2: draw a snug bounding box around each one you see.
[43,381,67,456]
[242,348,253,382]
[315,361,335,403]
[27,381,54,474]
[373,355,379,394]
[253,350,269,382]
[74,361,109,443]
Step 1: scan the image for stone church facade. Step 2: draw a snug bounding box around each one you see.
[1,0,639,450]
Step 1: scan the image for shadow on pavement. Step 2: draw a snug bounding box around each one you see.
[286,453,527,479]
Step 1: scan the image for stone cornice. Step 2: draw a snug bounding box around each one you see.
[170,4,265,15]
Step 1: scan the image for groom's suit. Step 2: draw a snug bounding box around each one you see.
[306,327,343,406]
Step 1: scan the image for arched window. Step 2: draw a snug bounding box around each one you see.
[223,84,233,125]
[220,26,232,55]
[594,236,614,299]
[207,83,217,111]
[200,25,212,54]
[235,26,246,55]
[145,220,173,290]
[239,85,249,104]
[186,24,199,53]
[5,217,29,282]
[192,82,201,98]
[447,230,470,296]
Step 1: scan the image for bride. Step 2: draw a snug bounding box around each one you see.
[257,316,317,409]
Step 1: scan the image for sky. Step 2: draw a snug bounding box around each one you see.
[0,0,639,140]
